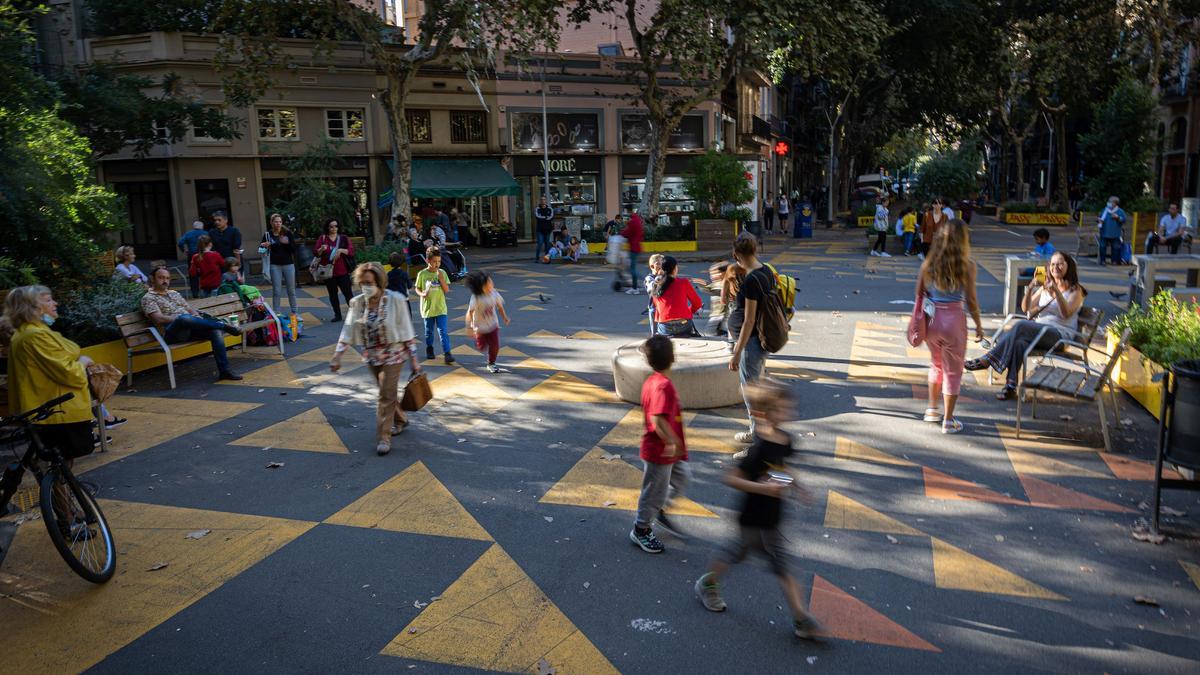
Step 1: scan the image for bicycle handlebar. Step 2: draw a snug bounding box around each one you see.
[0,392,74,427]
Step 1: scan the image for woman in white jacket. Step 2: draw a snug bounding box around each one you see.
[330,262,420,455]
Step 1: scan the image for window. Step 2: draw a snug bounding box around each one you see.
[326,109,365,139]
[257,107,298,140]
[191,106,226,142]
[408,109,432,143]
[450,110,486,144]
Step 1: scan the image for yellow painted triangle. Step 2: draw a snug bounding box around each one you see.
[598,407,644,449]
[528,329,565,339]
[326,461,492,541]
[824,491,924,535]
[512,357,556,370]
[519,304,546,311]
[517,293,543,301]
[459,343,528,359]
[218,360,305,388]
[835,437,916,467]
[572,277,600,283]
[229,407,349,454]
[571,330,608,340]
[855,336,903,350]
[1180,560,1200,591]
[292,296,328,308]
[449,326,473,336]
[382,542,617,673]
[298,311,323,327]
[857,320,903,333]
[301,287,327,298]
[851,345,906,362]
[931,538,1065,600]
[1006,447,1110,479]
[429,367,513,414]
[520,372,616,404]
[540,448,716,517]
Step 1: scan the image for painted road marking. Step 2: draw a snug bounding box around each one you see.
[229,407,349,454]
[808,575,941,652]
[325,461,492,541]
[217,360,306,389]
[382,543,617,673]
[823,491,923,536]
[923,467,1026,506]
[540,447,717,518]
[930,538,1065,600]
[834,437,917,467]
[428,367,514,415]
[1016,474,1134,513]
[520,372,618,404]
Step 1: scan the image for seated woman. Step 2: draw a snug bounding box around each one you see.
[651,256,703,337]
[113,245,149,284]
[965,251,1086,400]
[564,237,582,263]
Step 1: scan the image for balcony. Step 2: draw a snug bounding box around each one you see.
[739,115,771,147]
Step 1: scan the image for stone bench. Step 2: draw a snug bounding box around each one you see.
[612,338,742,409]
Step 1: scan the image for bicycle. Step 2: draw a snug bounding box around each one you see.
[0,393,116,583]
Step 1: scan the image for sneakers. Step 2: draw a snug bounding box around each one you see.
[695,573,727,612]
[655,513,686,539]
[629,527,664,553]
[218,370,243,381]
[376,441,391,456]
[104,417,128,430]
[917,253,925,260]
[732,448,749,460]
[880,251,892,258]
[425,348,435,360]
[733,431,754,444]
[793,616,824,641]
[869,250,879,257]
[625,287,642,295]
[444,353,456,365]
[487,363,500,373]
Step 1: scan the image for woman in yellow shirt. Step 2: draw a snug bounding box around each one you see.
[1,285,95,461]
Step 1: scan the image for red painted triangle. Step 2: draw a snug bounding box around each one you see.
[1099,453,1183,481]
[923,467,1025,506]
[1018,474,1135,512]
[808,575,941,652]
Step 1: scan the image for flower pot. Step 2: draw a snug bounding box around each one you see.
[1109,334,1165,420]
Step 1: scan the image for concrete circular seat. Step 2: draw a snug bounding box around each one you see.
[612,339,742,409]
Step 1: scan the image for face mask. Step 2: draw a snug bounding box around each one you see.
[42,313,55,326]
[360,284,377,297]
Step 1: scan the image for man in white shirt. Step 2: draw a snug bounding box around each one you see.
[777,194,790,234]
[941,198,956,222]
[869,196,891,257]
[1147,203,1188,254]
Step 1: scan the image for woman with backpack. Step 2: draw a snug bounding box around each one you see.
[728,234,777,445]
[916,218,983,434]
[315,218,356,322]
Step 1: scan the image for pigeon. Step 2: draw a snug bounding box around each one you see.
[538,293,550,303]
[1108,291,1127,299]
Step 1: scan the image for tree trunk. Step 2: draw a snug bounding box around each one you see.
[1053,113,1069,211]
[639,122,673,225]
[380,65,415,227]
[1013,137,1026,203]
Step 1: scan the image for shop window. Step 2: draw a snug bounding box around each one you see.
[408,109,432,143]
[621,176,695,229]
[511,111,599,151]
[620,114,704,150]
[450,110,486,143]
[326,109,365,139]
[257,107,298,140]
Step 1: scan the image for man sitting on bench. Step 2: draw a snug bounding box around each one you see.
[141,267,244,381]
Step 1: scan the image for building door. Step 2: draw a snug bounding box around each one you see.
[195,179,231,227]
[1164,162,1185,205]
[113,180,176,260]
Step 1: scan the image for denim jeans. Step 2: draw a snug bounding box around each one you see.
[424,314,451,354]
[902,231,914,254]
[270,263,298,313]
[738,335,767,436]
[535,231,552,261]
[1099,237,1121,265]
[629,251,639,286]
[164,314,231,374]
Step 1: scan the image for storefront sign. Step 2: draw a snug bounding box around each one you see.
[620,114,704,150]
[512,155,602,176]
[511,112,600,151]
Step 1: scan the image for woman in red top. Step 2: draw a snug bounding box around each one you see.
[315,218,356,321]
[189,234,224,297]
[651,256,703,337]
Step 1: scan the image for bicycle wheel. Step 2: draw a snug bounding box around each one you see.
[39,465,116,583]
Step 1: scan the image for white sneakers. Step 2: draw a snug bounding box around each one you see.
[880,251,892,257]
[869,250,879,257]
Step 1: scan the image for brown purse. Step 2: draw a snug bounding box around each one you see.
[400,371,432,411]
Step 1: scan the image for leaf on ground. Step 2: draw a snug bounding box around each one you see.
[185,529,211,540]
[600,451,620,461]
[543,516,554,523]
[147,562,169,571]
[886,535,899,544]
[266,462,284,469]
[994,535,1005,542]
[413,600,427,609]
[1132,529,1166,544]
[1120,417,1134,426]
[1059,414,1073,421]
[1133,595,1159,606]
[602,500,617,507]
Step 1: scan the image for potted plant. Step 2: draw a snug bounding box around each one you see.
[683,150,754,250]
[1108,290,1200,419]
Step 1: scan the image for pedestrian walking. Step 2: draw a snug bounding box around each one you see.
[465,270,510,373]
[901,208,918,255]
[315,218,356,322]
[869,195,891,257]
[622,211,646,293]
[917,219,983,434]
[920,199,948,260]
[630,335,690,554]
[777,194,790,234]
[728,234,775,444]
[261,213,298,316]
[763,192,775,234]
[1096,196,1127,266]
[178,220,206,298]
[534,197,555,262]
[414,246,454,364]
[694,380,822,640]
[330,262,419,456]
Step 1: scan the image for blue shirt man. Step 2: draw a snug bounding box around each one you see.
[178,221,207,258]
[1097,196,1127,265]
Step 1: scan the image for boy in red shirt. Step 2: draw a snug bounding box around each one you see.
[630,335,690,553]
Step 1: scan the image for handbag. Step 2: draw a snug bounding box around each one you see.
[906,275,929,348]
[309,235,335,281]
[400,371,432,411]
[86,363,123,403]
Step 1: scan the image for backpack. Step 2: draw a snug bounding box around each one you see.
[750,268,790,353]
[763,263,796,320]
[216,279,249,305]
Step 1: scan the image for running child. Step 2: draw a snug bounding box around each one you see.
[644,253,665,336]
[630,335,689,554]
[414,246,455,364]
[465,270,510,373]
[702,261,730,337]
[694,380,822,640]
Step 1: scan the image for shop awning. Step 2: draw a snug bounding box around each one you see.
[378,159,519,208]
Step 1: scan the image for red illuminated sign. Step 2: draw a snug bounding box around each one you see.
[774,141,790,156]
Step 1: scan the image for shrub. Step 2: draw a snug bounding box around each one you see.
[55,277,147,347]
[855,205,877,218]
[582,228,607,244]
[1079,79,1157,216]
[0,256,38,288]
[913,143,981,203]
[645,223,695,242]
[1109,290,1200,366]
[682,150,755,219]
[355,242,407,266]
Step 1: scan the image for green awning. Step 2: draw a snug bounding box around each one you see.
[383,159,520,200]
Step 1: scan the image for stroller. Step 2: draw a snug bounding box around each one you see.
[607,234,631,291]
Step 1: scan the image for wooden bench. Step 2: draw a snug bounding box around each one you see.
[116,293,285,389]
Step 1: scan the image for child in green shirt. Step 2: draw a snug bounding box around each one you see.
[413,247,455,364]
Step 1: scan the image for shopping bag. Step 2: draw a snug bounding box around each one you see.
[86,363,123,403]
[400,371,432,411]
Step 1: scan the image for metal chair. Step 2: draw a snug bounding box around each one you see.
[988,306,1104,386]
[1016,328,1130,453]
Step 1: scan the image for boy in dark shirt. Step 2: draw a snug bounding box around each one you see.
[695,380,821,640]
[387,252,413,322]
[630,335,690,554]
